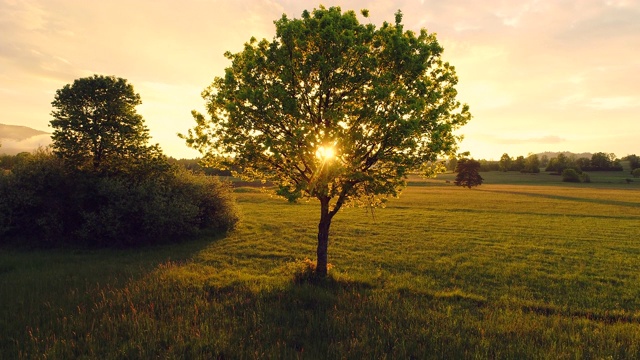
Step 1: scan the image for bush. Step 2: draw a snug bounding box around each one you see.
[633,168,640,178]
[0,151,238,247]
[561,168,581,183]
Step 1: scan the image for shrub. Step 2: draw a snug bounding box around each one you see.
[0,151,238,247]
[580,172,591,183]
[561,168,581,183]
[632,168,640,178]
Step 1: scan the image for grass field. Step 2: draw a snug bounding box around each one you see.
[1,171,640,358]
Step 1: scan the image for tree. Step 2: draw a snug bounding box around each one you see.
[622,154,639,170]
[540,154,549,168]
[50,75,161,174]
[447,157,458,172]
[182,6,471,276]
[499,153,512,172]
[576,157,590,170]
[454,158,483,188]
[590,152,612,169]
[512,155,526,172]
[522,153,540,173]
[546,153,575,173]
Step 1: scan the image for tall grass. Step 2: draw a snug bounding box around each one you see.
[1,179,640,358]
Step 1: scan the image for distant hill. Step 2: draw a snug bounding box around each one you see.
[536,151,592,159]
[0,123,52,155]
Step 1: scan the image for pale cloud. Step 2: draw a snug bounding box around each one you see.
[586,96,640,110]
[0,0,638,160]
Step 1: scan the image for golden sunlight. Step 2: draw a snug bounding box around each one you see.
[315,145,336,161]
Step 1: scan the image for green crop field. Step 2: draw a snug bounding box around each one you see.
[2,172,640,358]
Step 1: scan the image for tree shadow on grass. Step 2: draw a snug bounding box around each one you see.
[204,272,491,359]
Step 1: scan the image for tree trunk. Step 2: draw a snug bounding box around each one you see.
[316,196,331,277]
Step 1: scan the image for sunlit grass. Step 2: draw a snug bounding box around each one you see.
[1,178,640,358]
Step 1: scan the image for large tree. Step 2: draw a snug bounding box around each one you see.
[50,75,159,174]
[183,6,471,276]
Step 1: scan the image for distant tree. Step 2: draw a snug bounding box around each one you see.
[454,159,483,188]
[182,6,471,276]
[546,153,576,174]
[540,154,549,168]
[632,168,640,178]
[478,159,499,172]
[446,157,459,172]
[590,152,612,169]
[512,155,525,172]
[522,153,540,173]
[561,168,581,182]
[623,154,639,170]
[50,75,165,175]
[499,153,512,172]
[576,157,590,170]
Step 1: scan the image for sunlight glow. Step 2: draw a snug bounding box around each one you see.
[315,146,336,161]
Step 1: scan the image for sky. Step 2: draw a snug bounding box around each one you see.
[1,0,639,160]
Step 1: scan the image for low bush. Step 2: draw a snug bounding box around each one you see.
[633,168,640,178]
[561,168,581,183]
[0,151,238,247]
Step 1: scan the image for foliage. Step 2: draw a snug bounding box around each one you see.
[454,158,483,188]
[512,155,525,172]
[50,74,165,175]
[499,153,512,172]
[561,168,581,182]
[622,154,639,170]
[632,168,640,178]
[0,150,238,247]
[521,153,540,173]
[478,159,499,172]
[546,153,578,174]
[579,152,623,172]
[182,6,470,275]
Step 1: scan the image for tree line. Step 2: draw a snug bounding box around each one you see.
[457,152,639,174]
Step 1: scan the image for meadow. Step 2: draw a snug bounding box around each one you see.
[1,171,640,358]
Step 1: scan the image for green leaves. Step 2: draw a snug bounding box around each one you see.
[50,75,161,176]
[185,6,471,209]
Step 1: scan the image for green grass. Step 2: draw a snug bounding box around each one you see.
[2,176,640,358]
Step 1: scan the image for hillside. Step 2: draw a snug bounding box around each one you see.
[0,123,51,155]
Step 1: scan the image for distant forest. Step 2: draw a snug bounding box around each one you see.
[450,152,640,174]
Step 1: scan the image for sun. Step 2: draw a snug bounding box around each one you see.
[315,145,336,161]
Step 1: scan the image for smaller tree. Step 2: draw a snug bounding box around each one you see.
[622,154,639,170]
[576,157,590,170]
[454,158,483,188]
[499,153,512,172]
[561,168,581,182]
[590,152,612,169]
[512,155,526,172]
[540,154,549,168]
[632,168,640,178]
[522,153,540,173]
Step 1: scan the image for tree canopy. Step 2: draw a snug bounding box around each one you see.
[50,75,162,175]
[183,6,471,276]
[454,158,483,188]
